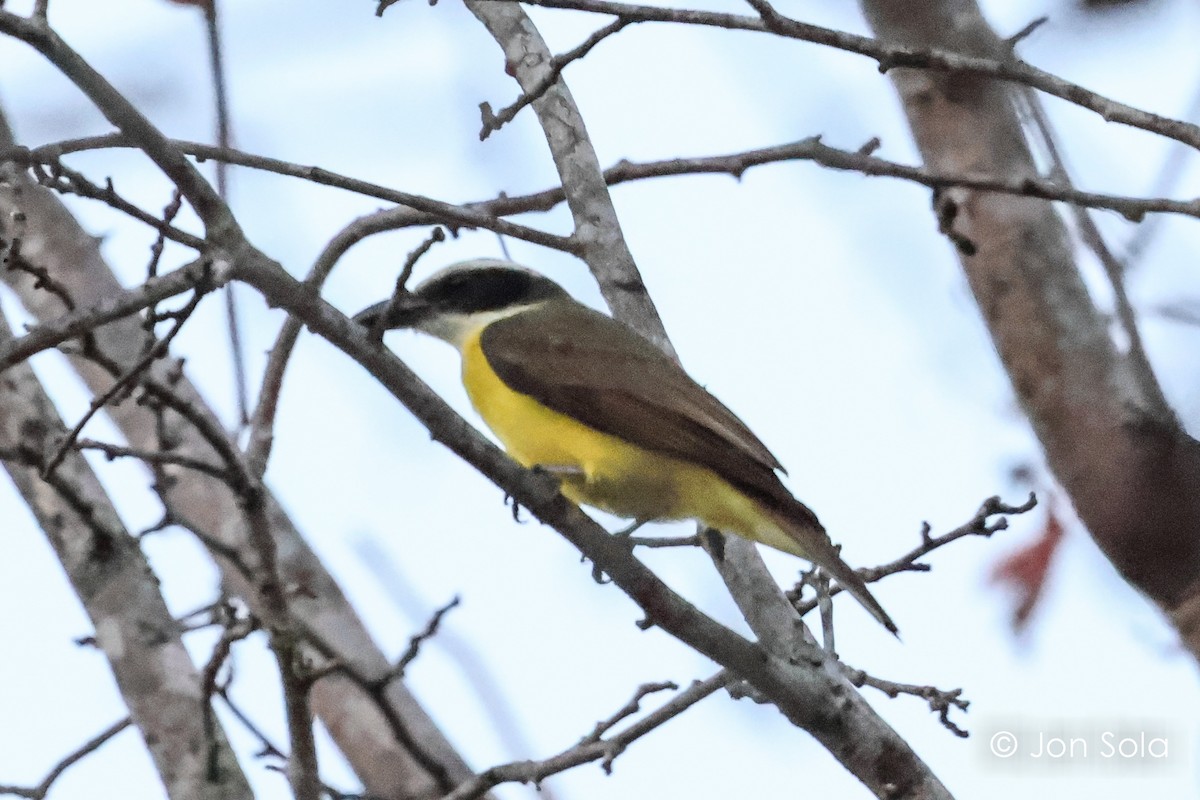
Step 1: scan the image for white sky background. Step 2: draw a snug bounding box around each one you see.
[2,0,1200,798]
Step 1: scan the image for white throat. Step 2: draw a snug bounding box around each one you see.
[415,304,543,351]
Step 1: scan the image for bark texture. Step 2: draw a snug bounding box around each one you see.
[860,0,1200,656]
[0,111,480,800]
[0,303,254,800]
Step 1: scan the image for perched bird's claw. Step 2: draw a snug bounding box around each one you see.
[588,558,612,585]
[504,492,527,523]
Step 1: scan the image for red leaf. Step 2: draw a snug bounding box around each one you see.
[989,507,1065,633]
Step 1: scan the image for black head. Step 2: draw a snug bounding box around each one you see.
[352,259,569,333]
[414,261,568,315]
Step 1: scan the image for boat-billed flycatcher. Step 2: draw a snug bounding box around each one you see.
[354,259,896,634]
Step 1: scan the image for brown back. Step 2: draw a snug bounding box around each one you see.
[480,301,823,530]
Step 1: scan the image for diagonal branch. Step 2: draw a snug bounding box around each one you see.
[0,107,485,799]
[0,301,253,800]
[0,719,132,800]
[441,673,729,800]
[860,0,1200,660]
[0,10,234,235]
[467,0,674,355]
[0,259,220,372]
[233,221,953,800]
[496,0,1200,151]
[479,17,634,140]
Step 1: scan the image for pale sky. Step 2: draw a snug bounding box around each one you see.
[1,1,1199,798]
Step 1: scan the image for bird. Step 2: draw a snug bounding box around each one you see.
[354,258,897,634]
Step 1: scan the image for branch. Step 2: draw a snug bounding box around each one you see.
[440,673,728,800]
[841,666,969,738]
[4,135,578,253]
[467,0,674,354]
[377,596,462,687]
[479,18,633,140]
[74,437,233,482]
[498,0,1200,152]
[24,156,205,249]
[0,300,254,800]
[861,0,1200,661]
[233,248,953,799]
[0,719,131,800]
[18,131,1195,252]
[0,10,234,235]
[788,494,1038,615]
[0,258,221,372]
[1,107,482,799]
[43,286,208,475]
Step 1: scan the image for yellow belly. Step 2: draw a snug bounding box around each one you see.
[461,330,805,555]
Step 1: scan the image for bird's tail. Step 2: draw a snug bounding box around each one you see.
[769,508,898,636]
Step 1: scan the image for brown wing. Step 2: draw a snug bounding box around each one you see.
[480,301,819,526]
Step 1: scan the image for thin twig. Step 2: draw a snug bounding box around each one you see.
[3,241,76,311]
[7,135,575,252]
[789,494,1038,615]
[841,665,969,738]
[480,18,633,140]
[497,0,1200,152]
[27,157,204,250]
[143,190,184,350]
[0,718,132,800]
[293,626,457,791]
[216,688,287,761]
[0,257,220,372]
[199,0,250,427]
[379,595,461,686]
[13,132,1200,230]
[74,437,232,482]
[42,287,208,476]
[351,538,550,792]
[1123,73,1200,266]
[366,227,447,342]
[201,610,259,778]
[439,673,727,800]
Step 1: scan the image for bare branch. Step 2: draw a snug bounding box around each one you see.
[841,666,969,738]
[25,156,205,249]
[789,494,1039,616]
[1,105,484,799]
[498,0,1200,152]
[4,135,578,252]
[467,0,673,354]
[0,258,221,372]
[17,131,1197,244]
[389,596,462,681]
[42,287,208,476]
[440,674,728,800]
[74,437,232,482]
[0,9,235,234]
[0,718,132,800]
[479,18,634,140]
[0,284,254,798]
